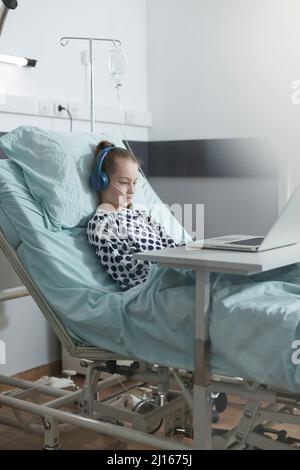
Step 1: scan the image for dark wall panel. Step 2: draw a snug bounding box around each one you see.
[0,132,277,177]
[128,138,277,178]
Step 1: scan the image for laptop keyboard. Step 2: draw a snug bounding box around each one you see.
[226,237,265,246]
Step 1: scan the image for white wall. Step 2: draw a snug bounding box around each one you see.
[0,0,149,139]
[1,0,147,107]
[149,177,278,238]
[0,296,60,376]
[146,0,300,235]
[0,0,148,375]
[147,0,300,142]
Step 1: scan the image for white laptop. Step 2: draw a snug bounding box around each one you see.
[186,185,300,252]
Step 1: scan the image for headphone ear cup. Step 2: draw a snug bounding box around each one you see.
[90,146,116,191]
[89,173,100,191]
[99,171,109,190]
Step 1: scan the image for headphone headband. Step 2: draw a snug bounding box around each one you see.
[89,145,127,191]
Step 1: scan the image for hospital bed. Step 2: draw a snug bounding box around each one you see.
[0,126,300,450]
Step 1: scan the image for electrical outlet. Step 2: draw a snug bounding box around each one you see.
[54,101,67,117]
[125,111,134,125]
[67,102,78,119]
[38,100,51,116]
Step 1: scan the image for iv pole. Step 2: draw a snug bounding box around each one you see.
[60,36,122,133]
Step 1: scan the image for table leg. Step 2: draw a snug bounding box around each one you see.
[193,269,211,449]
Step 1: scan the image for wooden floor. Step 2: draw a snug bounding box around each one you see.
[0,374,300,450]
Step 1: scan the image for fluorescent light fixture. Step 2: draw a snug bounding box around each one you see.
[0,53,37,67]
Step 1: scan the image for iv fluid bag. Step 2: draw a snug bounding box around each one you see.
[108,49,128,88]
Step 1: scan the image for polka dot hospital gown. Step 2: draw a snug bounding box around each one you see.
[87,208,185,290]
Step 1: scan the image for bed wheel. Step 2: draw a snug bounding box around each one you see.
[212,392,228,413]
[132,400,163,434]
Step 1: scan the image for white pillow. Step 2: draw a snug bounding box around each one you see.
[0,126,124,230]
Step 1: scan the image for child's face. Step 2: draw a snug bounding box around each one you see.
[105,158,139,209]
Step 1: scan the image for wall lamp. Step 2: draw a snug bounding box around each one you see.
[0,53,37,67]
[0,1,37,67]
[0,0,17,37]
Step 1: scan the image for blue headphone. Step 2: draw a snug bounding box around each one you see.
[89,146,126,191]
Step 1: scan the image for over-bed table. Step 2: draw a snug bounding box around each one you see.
[135,243,300,449]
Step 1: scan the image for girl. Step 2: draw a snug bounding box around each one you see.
[87,141,183,290]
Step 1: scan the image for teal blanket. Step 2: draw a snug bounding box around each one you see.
[210,265,300,392]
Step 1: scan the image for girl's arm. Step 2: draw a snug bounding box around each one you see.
[138,210,185,246]
[96,236,151,289]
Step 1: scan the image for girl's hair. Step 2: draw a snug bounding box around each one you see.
[95,140,141,178]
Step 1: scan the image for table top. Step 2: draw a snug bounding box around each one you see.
[134,243,300,275]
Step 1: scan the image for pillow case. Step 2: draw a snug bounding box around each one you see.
[0,126,124,230]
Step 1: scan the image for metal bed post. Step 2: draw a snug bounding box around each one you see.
[193,269,212,449]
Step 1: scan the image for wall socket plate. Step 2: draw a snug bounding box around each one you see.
[125,111,134,125]
[81,50,89,66]
[38,100,51,116]
[67,102,78,118]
